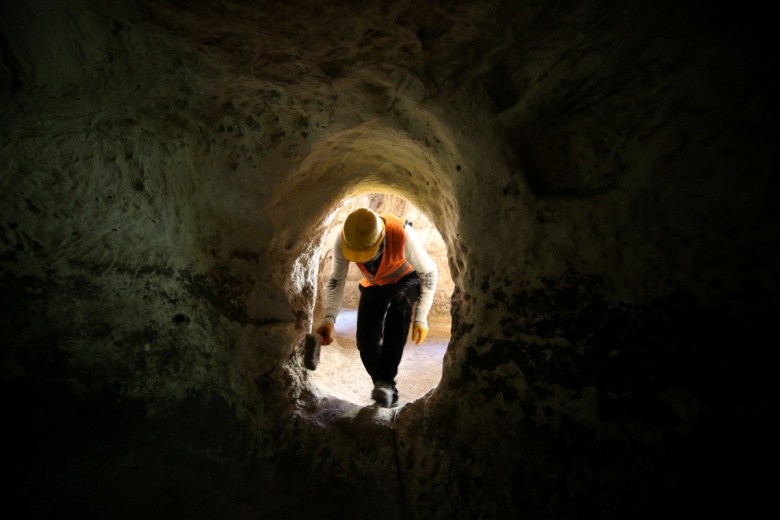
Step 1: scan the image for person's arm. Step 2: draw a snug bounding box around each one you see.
[316,235,349,344]
[404,226,438,339]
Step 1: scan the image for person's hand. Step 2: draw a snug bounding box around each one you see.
[315,321,334,345]
[412,323,428,345]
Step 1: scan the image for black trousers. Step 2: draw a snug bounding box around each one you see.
[356,271,421,388]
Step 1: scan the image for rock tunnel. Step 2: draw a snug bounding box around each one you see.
[1,0,776,518]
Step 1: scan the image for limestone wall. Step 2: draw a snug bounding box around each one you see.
[1,0,775,519]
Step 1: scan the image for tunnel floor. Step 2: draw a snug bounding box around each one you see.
[311,308,451,406]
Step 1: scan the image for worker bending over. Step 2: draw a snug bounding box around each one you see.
[316,207,438,408]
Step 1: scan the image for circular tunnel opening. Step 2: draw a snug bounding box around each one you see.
[310,192,453,407]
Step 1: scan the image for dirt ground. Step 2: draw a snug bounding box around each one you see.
[310,309,451,406]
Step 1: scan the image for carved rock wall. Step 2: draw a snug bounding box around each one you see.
[1,0,775,518]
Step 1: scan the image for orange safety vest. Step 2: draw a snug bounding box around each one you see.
[357,215,415,287]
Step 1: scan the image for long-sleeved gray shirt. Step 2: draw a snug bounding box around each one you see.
[322,223,438,327]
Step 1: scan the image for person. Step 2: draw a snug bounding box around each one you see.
[315,207,438,408]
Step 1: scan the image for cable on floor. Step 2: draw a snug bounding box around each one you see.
[391,407,406,520]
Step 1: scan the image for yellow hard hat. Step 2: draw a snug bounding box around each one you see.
[341,208,385,263]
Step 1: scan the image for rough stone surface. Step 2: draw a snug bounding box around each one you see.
[1,0,776,519]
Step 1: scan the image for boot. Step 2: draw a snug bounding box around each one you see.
[371,381,395,408]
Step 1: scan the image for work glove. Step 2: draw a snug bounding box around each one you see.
[315,321,334,345]
[412,323,428,345]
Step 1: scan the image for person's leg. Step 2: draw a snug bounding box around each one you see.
[355,284,391,381]
[374,273,421,399]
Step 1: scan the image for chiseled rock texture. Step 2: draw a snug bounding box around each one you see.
[1,0,775,518]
